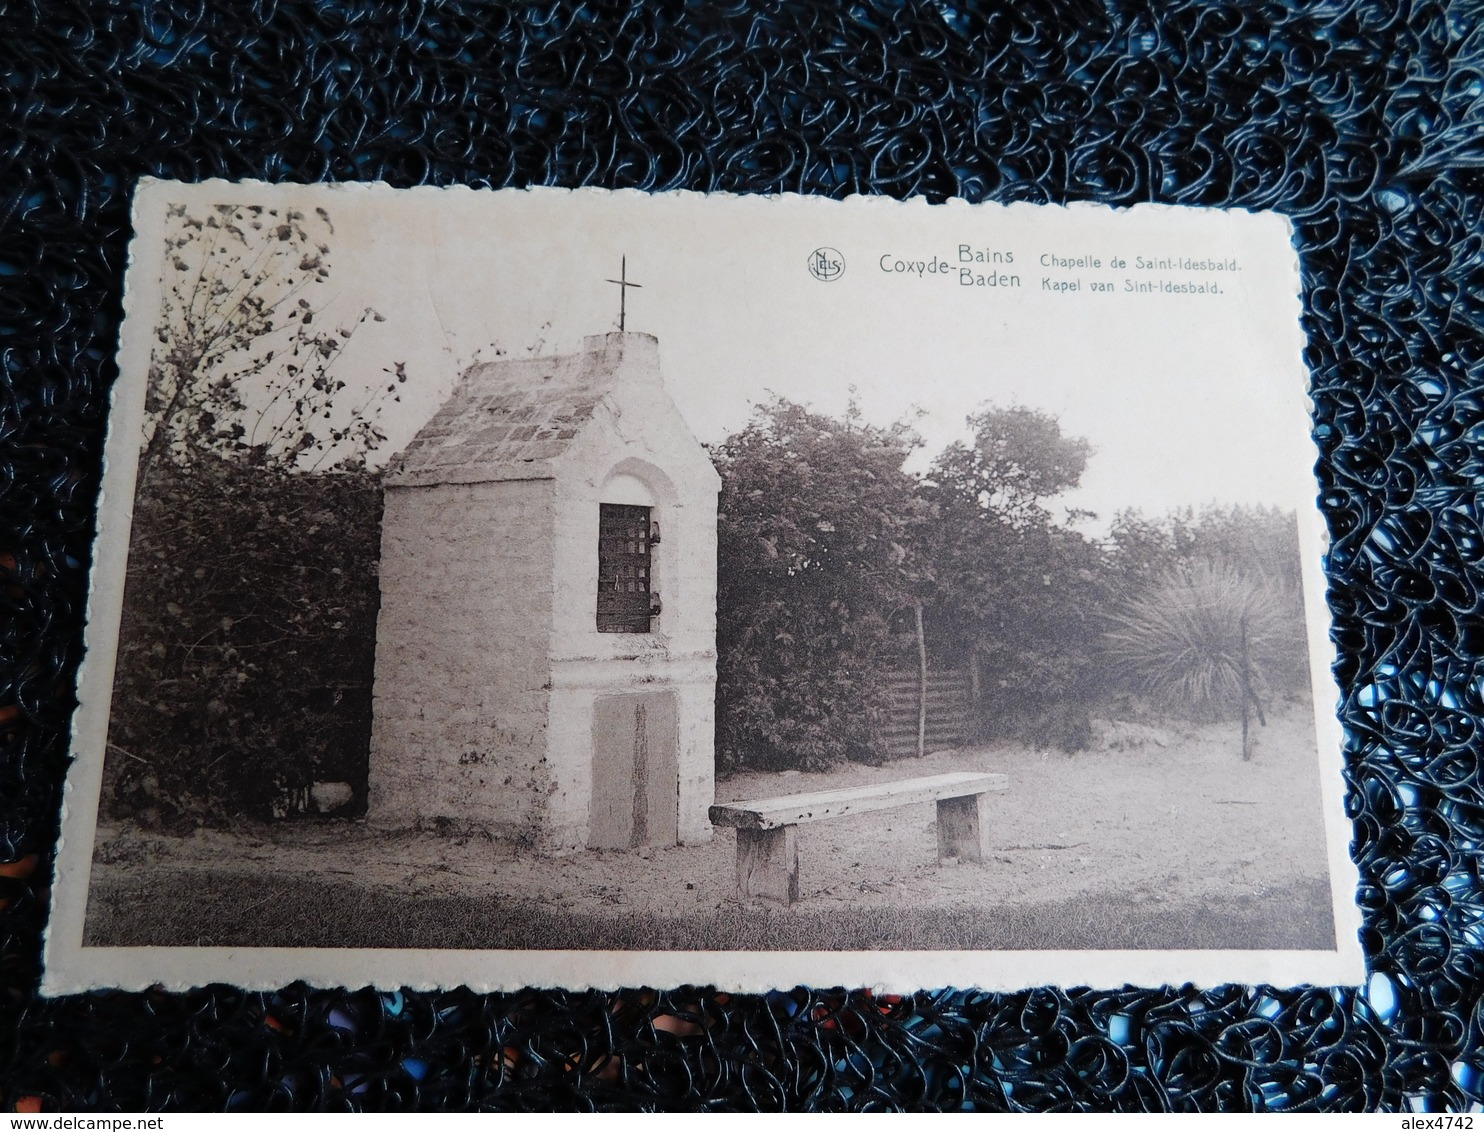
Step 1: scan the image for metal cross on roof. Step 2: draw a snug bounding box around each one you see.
[605,256,642,332]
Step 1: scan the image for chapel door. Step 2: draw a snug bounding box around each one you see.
[589,691,679,849]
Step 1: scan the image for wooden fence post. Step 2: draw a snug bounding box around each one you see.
[915,602,927,760]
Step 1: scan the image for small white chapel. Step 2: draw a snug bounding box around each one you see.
[367,329,720,851]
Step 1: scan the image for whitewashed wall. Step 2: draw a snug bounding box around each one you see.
[546,335,721,847]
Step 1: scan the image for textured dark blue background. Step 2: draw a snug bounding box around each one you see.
[3,0,1483,1111]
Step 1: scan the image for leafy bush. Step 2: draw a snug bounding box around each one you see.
[100,198,398,827]
[922,407,1106,749]
[712,400,926,772]
[1102,560,1306,722]
[101,456,382,826]
[713,400,1117,763]
[1107,504,1302,593]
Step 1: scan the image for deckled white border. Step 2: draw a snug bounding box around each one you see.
[43,181,1365,994]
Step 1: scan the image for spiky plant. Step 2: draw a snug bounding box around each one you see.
[1103,560,1305,722]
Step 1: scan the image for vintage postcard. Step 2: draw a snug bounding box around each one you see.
[45,181,1364,993]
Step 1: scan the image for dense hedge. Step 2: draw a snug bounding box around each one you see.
[712,399,1312,769]
[101,456,381,826]
[712,401,922,772]
[102,430,1308,817]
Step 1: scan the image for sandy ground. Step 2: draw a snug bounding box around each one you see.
[86,700,1337,950]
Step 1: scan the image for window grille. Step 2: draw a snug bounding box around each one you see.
[597,503,652,632]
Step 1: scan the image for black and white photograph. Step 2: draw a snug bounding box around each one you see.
[46,183,1362,992]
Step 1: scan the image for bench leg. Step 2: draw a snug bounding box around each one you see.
[936,793,989,863]
[736,826,798,905]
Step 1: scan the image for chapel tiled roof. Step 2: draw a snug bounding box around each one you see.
[386,349,612,487]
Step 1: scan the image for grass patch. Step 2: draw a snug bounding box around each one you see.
[85,870,1334,953]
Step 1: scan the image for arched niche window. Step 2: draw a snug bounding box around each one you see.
[597,473,658,633]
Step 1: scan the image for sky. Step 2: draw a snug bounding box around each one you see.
[132,182,1320,535]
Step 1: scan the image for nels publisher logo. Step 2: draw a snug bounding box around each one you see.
[807,247,845,282]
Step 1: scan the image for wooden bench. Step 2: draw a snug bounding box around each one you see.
[708,771,1009,905]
